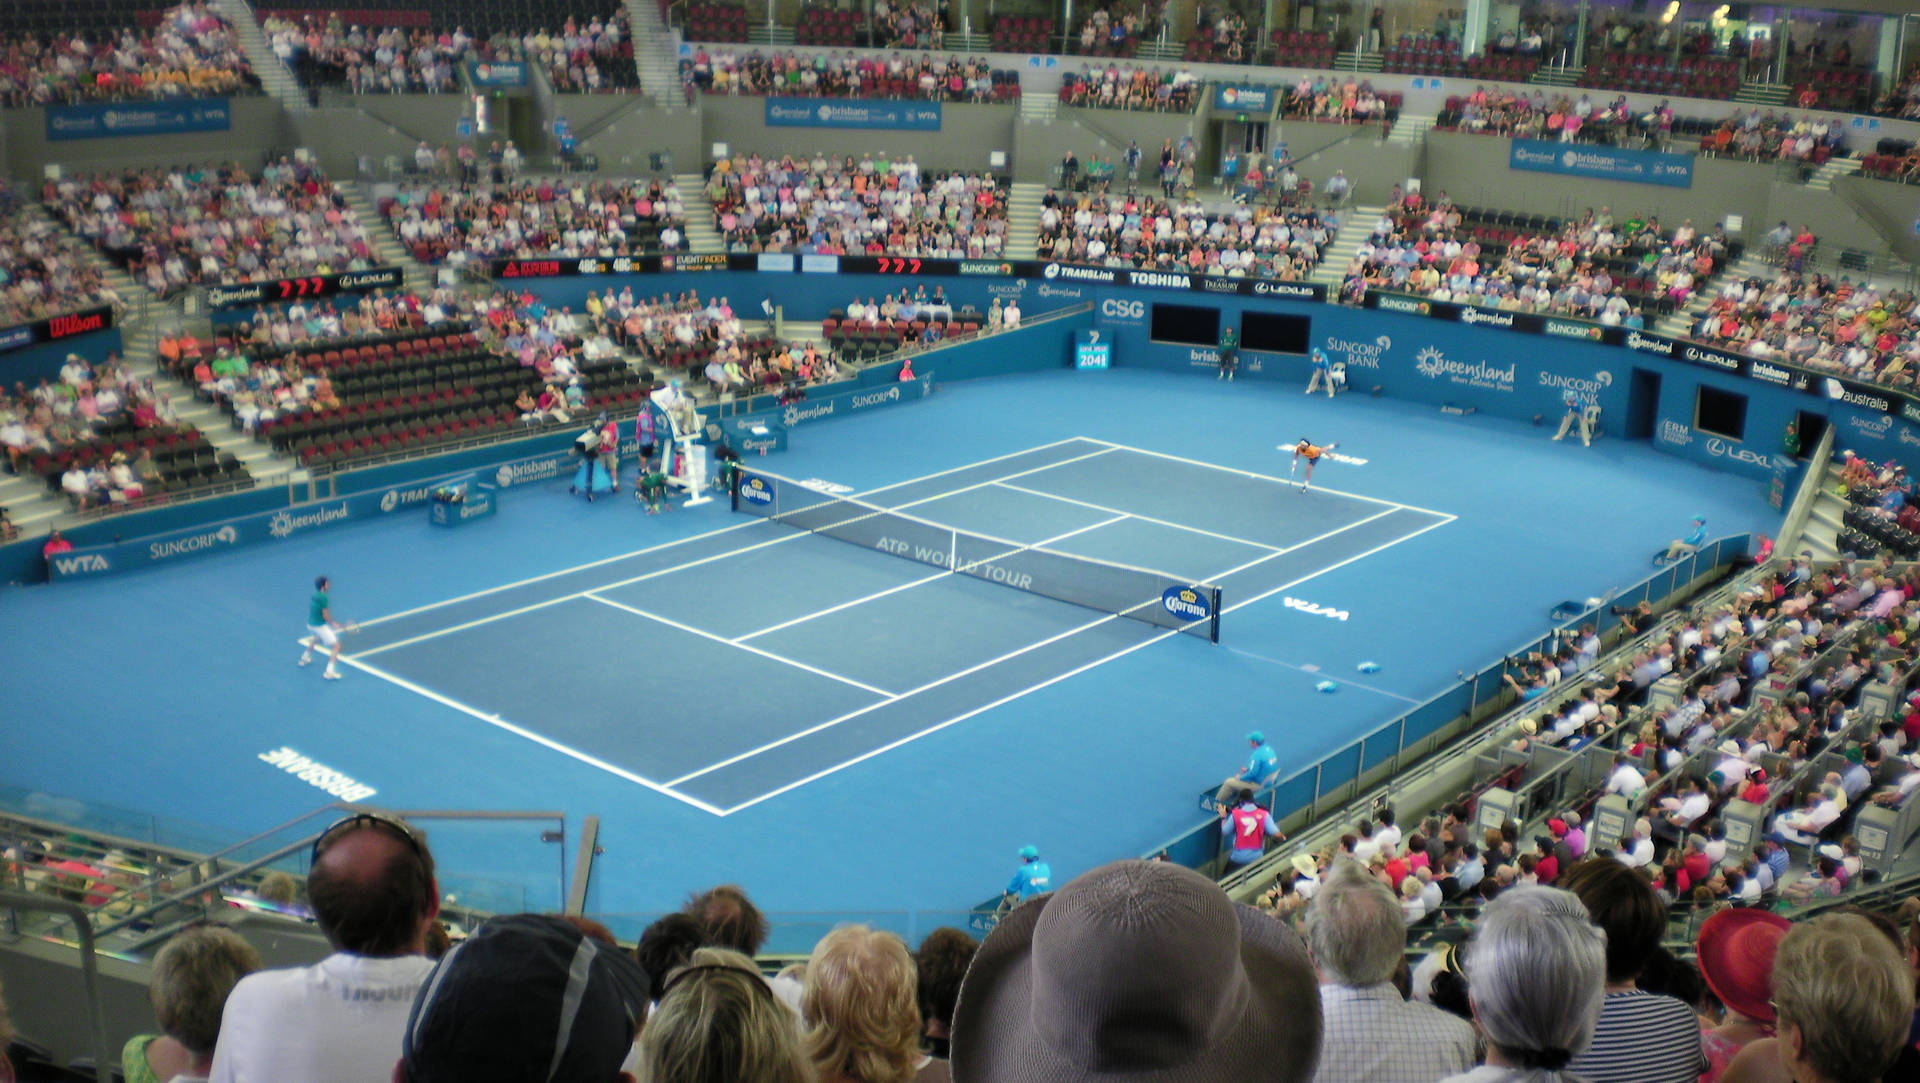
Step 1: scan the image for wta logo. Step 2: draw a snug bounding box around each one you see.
[740,477,774,506]
[1162,586,1212,622]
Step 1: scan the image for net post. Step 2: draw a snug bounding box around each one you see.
[730,467,743,512]
[1208,587,1222,644]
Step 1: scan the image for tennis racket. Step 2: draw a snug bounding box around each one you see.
[339,620,362,635]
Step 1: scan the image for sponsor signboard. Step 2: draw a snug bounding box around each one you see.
[0,306,115,354]
[1212,84,1275,112]
[466,60,528,86]
[1508,138,1694,188]
[47,98,230,141]
[206,268,404,310]
[765,97,942,130]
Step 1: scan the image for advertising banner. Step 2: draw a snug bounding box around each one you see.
[466,60,528,87]
[1508,138,1694,188]
[0,306,115,354]
[206,268,404,311]
[47,99,231,141]
[765,97,942,130]
[1212,84,1275,112]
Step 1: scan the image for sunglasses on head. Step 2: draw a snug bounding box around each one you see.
[311,812,427,867]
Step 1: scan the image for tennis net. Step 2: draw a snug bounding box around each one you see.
[731,469,1222,641]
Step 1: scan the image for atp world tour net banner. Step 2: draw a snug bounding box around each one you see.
[765,98,942,130]
[1508,139,1694,188]
[47,99,232,141]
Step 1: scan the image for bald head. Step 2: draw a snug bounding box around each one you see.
[308,822,436,956]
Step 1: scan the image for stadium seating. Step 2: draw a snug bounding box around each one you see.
[682,0,748,43]
[707,154,1008,259]
[0,2,258,106]
[1058,65,1196,112]
[684,48,1018,102]
[381,178,688,264]
[43,160,377,298]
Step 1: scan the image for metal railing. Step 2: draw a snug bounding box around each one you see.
[1180,535,1753,888]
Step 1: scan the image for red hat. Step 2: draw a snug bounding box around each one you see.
[1546,818,1568,837]
[1696,908,1792,1024]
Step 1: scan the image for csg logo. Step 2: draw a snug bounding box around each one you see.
[1162,586,1212,622]
[1100,299,1145,321]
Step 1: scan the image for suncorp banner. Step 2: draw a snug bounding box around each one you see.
[1508,139,1693,188]
[765,97,941,130]
[47,99,231,141]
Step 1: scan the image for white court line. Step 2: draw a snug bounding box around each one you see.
[673,505,1418,794]
[668,514,1405,787]
[666,610,1124,786]
[991,482,1286,553]
[352,444,1122,659]
[734,513,1130,642]
[714,513,1459,814]
[334,653,726,816]
[735,570,953,642]
[1077,437,1457,519]
[583,593,900,698]
[353,529,815,658]
[358,436,1102,628]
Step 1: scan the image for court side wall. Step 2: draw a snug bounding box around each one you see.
[0,327,123,385]
[1080,283,1908,485]
[504,267,1912,488]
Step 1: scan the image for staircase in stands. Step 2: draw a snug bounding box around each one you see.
[1801,464,1846,562]
[1805,155,1863,192]
[1386,114,1434,146]
[1653,249,1776,339]
[223,0,310,114]
[673,174,725,253]
[626,0,687,107]
[339,183,437,294]
[1309,202,1384,291]
[1004,182,1048,260]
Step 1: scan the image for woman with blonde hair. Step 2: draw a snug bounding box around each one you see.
[803,925,947,1083]
[640,947,814,1083]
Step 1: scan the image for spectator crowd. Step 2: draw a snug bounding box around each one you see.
[0,183,121,327]
[682,47,1007,101]
[382,176,688,265]
[1057,62,1197,111]
[1686,234,1920,387]
[0,2,256,107]
[707,152,1009,258]
[44,159,377,297]
[1038,188,1335,280]
[1341,192,1729,323]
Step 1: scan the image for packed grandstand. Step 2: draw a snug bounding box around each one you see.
[5,0,1920,1080]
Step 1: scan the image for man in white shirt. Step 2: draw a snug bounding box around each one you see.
[211,813,441,1083]
[1305,858,1476,1083]
[1606,754,1647,798]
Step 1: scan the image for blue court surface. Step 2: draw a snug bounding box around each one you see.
[0,368,1771,923]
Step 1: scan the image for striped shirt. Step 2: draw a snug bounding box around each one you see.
[1567,989,1703,1083]
[1310,983,1477,1083]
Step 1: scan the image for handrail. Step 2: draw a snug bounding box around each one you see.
[1779,425,1836,556]
[0,891,113,1083]
[1202,534,1751,894]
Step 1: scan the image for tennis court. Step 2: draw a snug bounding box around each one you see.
[343,437,1453,814]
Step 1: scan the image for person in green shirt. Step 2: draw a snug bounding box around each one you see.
[298,575,345,680]
[1218,327,1239,381]
[637,460,669,514]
